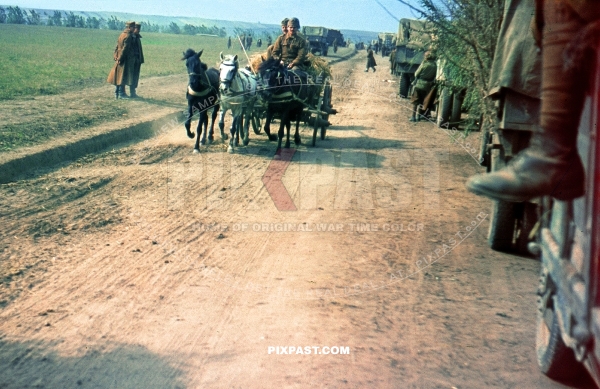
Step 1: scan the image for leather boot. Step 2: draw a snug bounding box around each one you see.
[466,0,587,203]
[130,86,139,98]
[115,86,120,100]
[118,85,130,99]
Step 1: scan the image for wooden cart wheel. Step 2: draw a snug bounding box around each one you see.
[251,110,262,135]
[312,90,325,147]
[320,83,333,140]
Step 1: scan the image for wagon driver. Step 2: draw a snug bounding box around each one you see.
[270,17,308,69]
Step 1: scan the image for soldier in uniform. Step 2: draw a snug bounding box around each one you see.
[227,36,232,49]
[467,0,600,201]
[279,18,288,38]
[130,22,144,98]
[365,48,377,72]
[389,47,397,75]
[266,35,272,46]
[107,21,136,99]
[270,17,308,69]
[409,51,437,121]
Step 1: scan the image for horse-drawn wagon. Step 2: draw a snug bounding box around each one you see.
[248,68,335,148]
[217,52,336,152]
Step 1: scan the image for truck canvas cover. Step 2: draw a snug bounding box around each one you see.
[378,32,395,44]
[303,26,328,37]
[396,19,431,49]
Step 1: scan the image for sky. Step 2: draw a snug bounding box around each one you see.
[4,0,418,32]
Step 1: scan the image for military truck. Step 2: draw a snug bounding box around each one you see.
[326,29,345,48]
[302,26,329,56]
[378,32,396,57]
[391,18,432,98]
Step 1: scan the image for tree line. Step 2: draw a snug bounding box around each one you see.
[0,6,226,36]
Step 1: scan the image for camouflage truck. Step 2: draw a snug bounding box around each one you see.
[326,29,345,48]
[302,26,329,56]
[392,18,432,97]
[378,32,396,57]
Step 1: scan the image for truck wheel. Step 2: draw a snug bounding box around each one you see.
[515,202,538,255]
[251,111,262,135]
[399,74,410,98]
[487,146,516,251]
[536,266,583,380]
[436,88,452,128]
[488,200,516,251]
[478,124,491,168]
[450,90,464,126]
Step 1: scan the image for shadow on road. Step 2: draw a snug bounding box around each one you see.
[0,337,186,389]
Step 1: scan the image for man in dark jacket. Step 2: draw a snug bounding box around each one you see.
[130,22,145,98]
[409,51,437,122]
[365,48,377,72]
[270,17,308,69]
[107,21,135,99]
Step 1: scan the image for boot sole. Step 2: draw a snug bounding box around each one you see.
[466,178,585,203]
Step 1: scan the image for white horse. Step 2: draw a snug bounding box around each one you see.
[218,53,258,153]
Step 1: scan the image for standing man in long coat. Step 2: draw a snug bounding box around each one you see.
[107,21,136,99]
[365,48,377,72]
[130,22,145,98]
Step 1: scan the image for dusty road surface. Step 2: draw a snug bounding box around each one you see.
[0,51,589,388]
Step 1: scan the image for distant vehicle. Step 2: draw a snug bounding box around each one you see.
[378,32,396,57]
[326,29,345,48]
[302,26,329,56]
[391,18,432,98]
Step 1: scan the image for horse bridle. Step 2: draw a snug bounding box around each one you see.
[188,62,216,96]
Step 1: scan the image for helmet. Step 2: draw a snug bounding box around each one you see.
[287,17,300,29]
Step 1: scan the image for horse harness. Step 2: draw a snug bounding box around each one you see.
[188,69,217,97]
[267,69,312,105]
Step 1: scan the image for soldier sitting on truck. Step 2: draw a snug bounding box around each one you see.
[409,51,437,122]
[270,17,308,69]
[467,0,600,202]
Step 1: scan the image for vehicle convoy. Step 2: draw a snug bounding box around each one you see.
[391,18,432,98]
[533,42,600,388]
[302,26,329,56]
[326,29,345,48]
[378,32,396,57]
[389,18,466,127]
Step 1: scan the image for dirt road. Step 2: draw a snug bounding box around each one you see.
[0,51,582,388]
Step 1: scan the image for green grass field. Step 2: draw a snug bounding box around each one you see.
[0,24,258,100]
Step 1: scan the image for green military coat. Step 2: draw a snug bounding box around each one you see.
[271,33,308,67]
